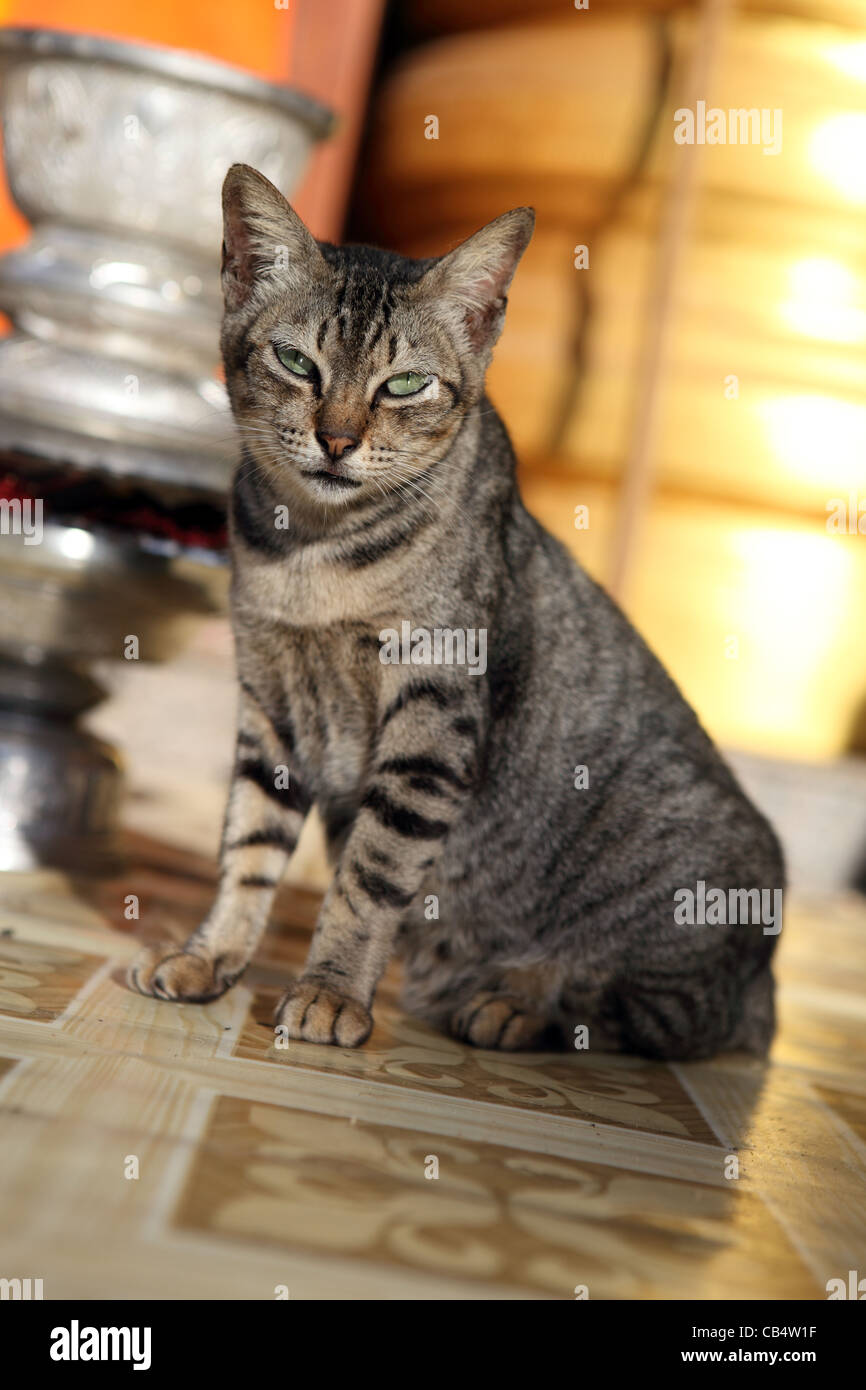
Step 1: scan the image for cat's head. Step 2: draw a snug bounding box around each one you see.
[220,163,533,517]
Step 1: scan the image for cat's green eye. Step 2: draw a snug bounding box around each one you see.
[276,345,314,377]
[385,371,429,397]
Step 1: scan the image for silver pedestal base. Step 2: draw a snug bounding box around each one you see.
[0,709,122,874]
[0,523,222,875]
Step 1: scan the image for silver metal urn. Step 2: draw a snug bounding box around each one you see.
[0,28,333,872]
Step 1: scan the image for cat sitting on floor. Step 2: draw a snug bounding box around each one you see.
[130,163,784,1060]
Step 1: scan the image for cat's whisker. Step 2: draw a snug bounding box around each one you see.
[386,461,477,531]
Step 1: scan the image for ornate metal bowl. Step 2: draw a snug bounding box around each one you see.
[0,27,333,487]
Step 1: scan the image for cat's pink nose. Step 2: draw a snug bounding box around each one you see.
[317,431,358,460]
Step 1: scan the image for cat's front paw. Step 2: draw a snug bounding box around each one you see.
[275,978,373,1048]
[128,947,243,1003]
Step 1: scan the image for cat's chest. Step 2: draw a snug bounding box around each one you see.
[234,546,406,629]
[286,633,378,799]
[232,550,424,797]
[237,597,383,798]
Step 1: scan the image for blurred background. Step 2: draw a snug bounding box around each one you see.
[0,0,864,895]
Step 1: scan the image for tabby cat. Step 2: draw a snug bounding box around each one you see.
[129,163,784,1059]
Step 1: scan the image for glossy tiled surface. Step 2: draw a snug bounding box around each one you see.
[0,836,862,1300]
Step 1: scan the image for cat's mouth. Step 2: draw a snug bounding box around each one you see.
[299,454,364,494]
[302,469,363,492]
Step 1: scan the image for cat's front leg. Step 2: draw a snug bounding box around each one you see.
[276,677,480,1046]
[129,684,310,1003]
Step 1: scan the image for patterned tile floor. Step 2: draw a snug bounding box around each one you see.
[0,833,864,1300]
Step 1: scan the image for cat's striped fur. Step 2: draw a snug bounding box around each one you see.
[130,164,784,1058]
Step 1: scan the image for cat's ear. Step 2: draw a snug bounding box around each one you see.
[221,163,323,311]
[426,208,535,352]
